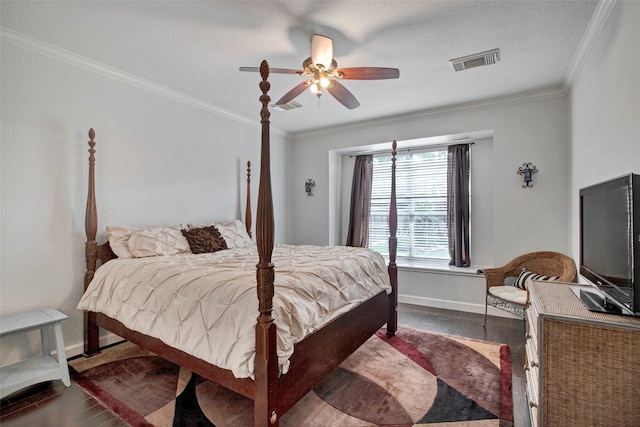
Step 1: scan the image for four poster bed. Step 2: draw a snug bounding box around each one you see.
[79,61,399,427]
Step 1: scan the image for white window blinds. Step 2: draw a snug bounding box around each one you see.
[368,148,449,260]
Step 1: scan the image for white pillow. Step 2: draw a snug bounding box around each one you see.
[127,227,190,258]
[107,225,191,258]
[214,220,252,248]
[106,225,143,259]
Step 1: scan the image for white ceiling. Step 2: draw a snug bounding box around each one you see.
[1,1,601,134]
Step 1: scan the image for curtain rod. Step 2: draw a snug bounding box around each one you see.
[347,141,474,158]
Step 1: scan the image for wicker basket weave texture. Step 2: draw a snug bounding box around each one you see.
[482,251,577,289]
[543,319,640,426]
[533,282,640,327]
[530,282,640,427]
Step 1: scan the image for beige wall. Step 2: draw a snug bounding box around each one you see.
[0,42,290,364]
[289,92,569,313]
[291,96,570,261]
[569,0,640,267]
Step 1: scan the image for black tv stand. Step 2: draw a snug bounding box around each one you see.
[571,286,632,316]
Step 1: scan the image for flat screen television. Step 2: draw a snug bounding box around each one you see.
[578,173,639,316]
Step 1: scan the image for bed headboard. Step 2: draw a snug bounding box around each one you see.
[82,129,254,290]
[83,129,116,291]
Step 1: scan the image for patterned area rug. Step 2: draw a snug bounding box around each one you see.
[70,327,513,426]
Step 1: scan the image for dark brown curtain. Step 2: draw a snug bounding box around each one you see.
[346,154,373,247]
[447,144,471,267]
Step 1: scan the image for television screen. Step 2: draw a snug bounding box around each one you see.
[580,173,638,315]
[581,185,632,288]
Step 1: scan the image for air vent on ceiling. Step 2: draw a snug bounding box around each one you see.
[271,101,303,112]
[450,48,500,72]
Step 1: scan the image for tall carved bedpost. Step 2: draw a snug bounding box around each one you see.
[84,129,100,354]
[387,140,398,335]
[254,60,279,427]
[246,161,253,239]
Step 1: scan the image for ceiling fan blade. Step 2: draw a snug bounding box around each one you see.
[327,81,360,110]
[275,81,309,105]
[338,67,400,80]
[311,34,333,69]
[239,67,300,74]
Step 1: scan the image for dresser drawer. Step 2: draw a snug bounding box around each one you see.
[524,346,539,402]
[525,363,539,426]
[525,319,538,357]
[525,301,539,353]
[525,289,540,426]
[525,338,538,370]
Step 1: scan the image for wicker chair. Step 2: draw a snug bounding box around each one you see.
[478,251,577,326]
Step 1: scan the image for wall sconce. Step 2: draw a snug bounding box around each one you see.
[517,162,538,188]
[305,179,316,196]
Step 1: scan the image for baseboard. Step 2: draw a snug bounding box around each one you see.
[64,332,124,359]
[398,294,521,319]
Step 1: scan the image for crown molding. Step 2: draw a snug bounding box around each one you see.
[294,1,617,141]
[1,27,286,137]
[564,0,617,90]
[293,86,567,140]
[3,0,615,144]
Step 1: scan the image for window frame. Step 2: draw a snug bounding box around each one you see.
[368,146,466,262]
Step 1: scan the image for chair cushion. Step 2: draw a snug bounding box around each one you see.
[514,268,559,289]
[488,285,527,305]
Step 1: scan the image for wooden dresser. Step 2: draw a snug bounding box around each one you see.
[525,281,640,427]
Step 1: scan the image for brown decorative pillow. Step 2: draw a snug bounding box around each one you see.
[181,226,228,254]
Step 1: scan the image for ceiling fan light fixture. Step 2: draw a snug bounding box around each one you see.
[318,72,331,88]
[311,34,333,70]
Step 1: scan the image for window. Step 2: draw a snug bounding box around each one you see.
[368,148,451,260]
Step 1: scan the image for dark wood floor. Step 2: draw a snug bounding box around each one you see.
[0,303,529,426]
[0,380,129,427]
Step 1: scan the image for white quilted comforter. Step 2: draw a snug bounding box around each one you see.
[77,244,391,378]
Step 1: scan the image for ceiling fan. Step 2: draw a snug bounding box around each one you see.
[240,34,399,110]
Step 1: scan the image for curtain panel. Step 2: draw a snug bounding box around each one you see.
[346,154,373,247]
[447,144,471,267]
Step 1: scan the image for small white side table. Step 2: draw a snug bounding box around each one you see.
[0,307,71,399]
